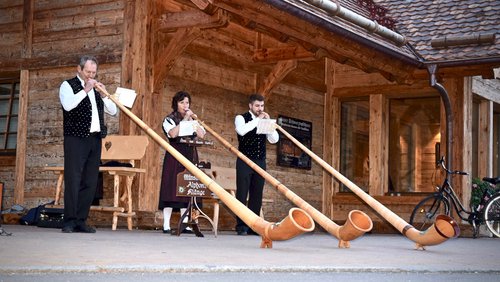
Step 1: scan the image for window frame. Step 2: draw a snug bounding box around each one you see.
[0,77,20,155]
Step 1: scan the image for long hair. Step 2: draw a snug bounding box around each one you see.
[171,91,191,112]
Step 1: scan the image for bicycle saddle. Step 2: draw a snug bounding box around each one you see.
[482,177,500,185]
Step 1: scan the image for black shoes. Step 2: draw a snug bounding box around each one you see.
[247,230,259,236]
[182,228,193,234]
[75,224,96,233]
[163,229,171,234]
[62,224,96,233]
[236,227,248,236]
[236,227,259,236]
[61,225,74,233]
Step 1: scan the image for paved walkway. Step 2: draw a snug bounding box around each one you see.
[0,225,499,273]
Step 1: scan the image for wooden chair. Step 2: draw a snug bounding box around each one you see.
[207,166,237,234]
[45,135,149,230]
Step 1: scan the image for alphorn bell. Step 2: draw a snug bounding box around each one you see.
[95,85,315,248]
[193,116,373,248]
[274,124,460,250]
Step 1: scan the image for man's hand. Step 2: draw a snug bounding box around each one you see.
[83,79,97,93]
[95,82,107,97]
[258,112,270,119]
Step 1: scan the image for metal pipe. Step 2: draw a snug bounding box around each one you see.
[301,0,406,46]
[427,64,453,175]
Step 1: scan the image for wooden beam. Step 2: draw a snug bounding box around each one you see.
[190,0,218,14]
[208,0,416,83]
[0,53,122,72]
[14,0,34,205]
[157,9,228,32]
[259,59,297,97]
[478,100,493,177]
[445,77,472,208]
[472,77,500,104]
[253,46,315,63]
[333,81,437,98]
[369,94,388,196]
[323,58,338,217]
[153,27,202,90]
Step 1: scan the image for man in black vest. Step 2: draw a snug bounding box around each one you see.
[234,94,279,235]
[59,55,117,233]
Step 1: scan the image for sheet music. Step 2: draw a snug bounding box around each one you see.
[256,119,276,134]
[179,120,198,137]
[115,87,137,108]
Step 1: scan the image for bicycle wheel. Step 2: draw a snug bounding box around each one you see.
[410,194,449,231]
[484,193,500,238]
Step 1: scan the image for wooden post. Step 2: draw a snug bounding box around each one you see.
[444,77,473,208]
[369,94,388,196]
[120,1,161,212]
[478,100,493,177]
[14,0,34,205]
[323,58,340,217]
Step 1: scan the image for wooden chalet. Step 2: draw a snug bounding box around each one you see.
[1,0,499,234]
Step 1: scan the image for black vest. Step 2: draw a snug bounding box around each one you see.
[237,112,266,160]
[62,76,107,138]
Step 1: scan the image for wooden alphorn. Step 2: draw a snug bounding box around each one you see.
[95,85,314,248]
[274,124,460,250]
[193,116,373,248]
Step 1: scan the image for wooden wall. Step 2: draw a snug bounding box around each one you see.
[1,0,495,236]
[0,0,124,210]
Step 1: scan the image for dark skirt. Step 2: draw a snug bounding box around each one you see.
[158,142,202,210]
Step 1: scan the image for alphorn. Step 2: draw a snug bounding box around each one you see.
[274,124,460,250]
[193,116,373,248]
[95,85,314,248]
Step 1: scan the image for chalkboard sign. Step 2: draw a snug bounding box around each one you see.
[176,170,212,198]
[276,115,312,170]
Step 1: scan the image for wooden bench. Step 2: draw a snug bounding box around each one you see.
[44,135,149,230]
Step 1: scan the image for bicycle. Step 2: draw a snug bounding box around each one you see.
[409,156,500,238]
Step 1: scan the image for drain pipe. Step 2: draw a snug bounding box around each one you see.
[300,0,406,46]
[428,64,453,175]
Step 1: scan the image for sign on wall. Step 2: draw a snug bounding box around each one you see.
[276,115,312,170]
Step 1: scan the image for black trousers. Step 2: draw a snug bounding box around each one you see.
[235,158,266,231]
[63,134,101,227]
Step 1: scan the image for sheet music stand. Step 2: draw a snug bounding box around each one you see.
[172,138,214,237]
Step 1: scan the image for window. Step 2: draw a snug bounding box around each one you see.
[0,79,20,153]
[388,97,441,193]
[340,99,369,192]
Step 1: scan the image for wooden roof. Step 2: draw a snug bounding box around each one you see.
[187,0,499,82]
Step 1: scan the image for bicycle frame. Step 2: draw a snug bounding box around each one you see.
[439,179,473,222]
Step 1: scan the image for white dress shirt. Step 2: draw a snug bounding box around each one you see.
[234,111,279,144]
[59,75,117,133]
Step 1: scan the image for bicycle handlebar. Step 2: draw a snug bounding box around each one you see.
[437,156,469,176]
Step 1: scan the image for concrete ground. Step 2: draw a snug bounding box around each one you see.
[0,224,499,274]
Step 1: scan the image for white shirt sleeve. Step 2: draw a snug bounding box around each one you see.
[163,117,176,138]
[235,114,259,136]
[102,97,117,116]
[59,81,87,111]
[267,128,279,144]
